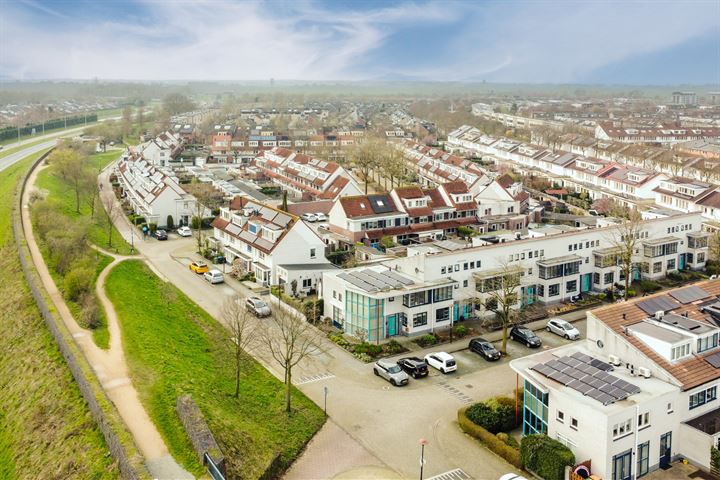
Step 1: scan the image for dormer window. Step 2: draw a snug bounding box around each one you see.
[248,223,258,234]
[671,343,690,361]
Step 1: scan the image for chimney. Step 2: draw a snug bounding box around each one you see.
[622,313,626,320]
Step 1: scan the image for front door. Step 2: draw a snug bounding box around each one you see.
[612,450,632,480]
[659,432,672,468]
[581,274,591,293]
[679,254,686,270]
[525,286,534,306]
[386,315,397,337]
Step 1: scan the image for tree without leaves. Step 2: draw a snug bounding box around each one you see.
[185,182,223,254]
[481,260,523,355]
[98,189,122,249]
[260,308,322,413]
[351,138,380,195]
[162,93,196,117]
[608,209,643,300]
[121,107,132,140]
[382,146,406,190]
[709,230,720,262]
[50,148,87,214]
[222,295,257,398]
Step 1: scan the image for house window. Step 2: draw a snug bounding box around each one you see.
[436,307,450,322]
[637,441,650,477]
[433,287,453,302]
[549,284,560,297]
[690,386,717,409]
[470,261,475,269]
[570,418,578,430]
[556,411,565,423]
[637,412,650,430]
[593,272,600,285]
[612,419,632,439]
[667,402,673,413]
[412,312,428,328]
[566,280,577,292]
[302,278,312,288]
[333,290,337,299]
[698,333,719,353]
[667,259,676,270]
[653,261,662,273]
[441,267,447,274]
[671,343,690,361]
[604,272,614,284]
[464,262,469,270]
[310,248,316,259]
[463,280,468,287]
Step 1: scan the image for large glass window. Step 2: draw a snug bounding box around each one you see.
[403,290,431,307]
[690,386,717,409]
[436,307,450,322]
[345,291,384,342]
[523,380,548,435]
[433,286,453,302]
[413,312,428,327]
[637,442,649,477]
[549,284,560,297]
[698,333,719,353]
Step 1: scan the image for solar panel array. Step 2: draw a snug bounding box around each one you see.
[368,195,395,214]
[668,286,709,304]
[637,295,681,315]
[530,351,640,406]
[705,352,720,369]
[338,268,415,293]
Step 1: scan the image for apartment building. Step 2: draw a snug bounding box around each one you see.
[654,178,720,222]
[324,213,710,340]
[398,139,489,189]
[595,123,720,145]
[253,147,362,201]
[115,154,196,227]
[211,197,334,291]
[511,278,720,479]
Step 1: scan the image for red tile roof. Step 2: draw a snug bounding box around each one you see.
[394,186,425,199]
[442,181,469,194]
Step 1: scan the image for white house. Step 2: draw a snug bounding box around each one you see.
[654,178,720,222]
[211,196,334,291]
[115,155,195,227]
[132,131,183,167]
[511,278,720,479]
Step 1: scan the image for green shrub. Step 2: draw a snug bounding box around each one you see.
[303,299,323,323]
[385,339,405,355]
[638,280,661,293]
[166,215,174,229]
[626,289,637,297]
[191,216,201,229]
[63,266,94,301]
[148,222,157,233]
[417,334,438,347]
[458,407,521,468]
[454,325,468,338]
[466,396,517,434]
[712,446,720,470]
[353,352,372,363]
[520,434,575,480]
[354,342,383,357]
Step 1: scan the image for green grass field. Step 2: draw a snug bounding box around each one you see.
[0,151,118,478]
[106,260,325,479]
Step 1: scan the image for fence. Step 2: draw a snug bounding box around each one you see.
[13,149,147,479]
[0,114,98,142]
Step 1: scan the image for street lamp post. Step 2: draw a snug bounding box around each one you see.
[323,386,329,416]
[419,438,428,480]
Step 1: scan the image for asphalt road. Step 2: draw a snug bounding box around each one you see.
[0,139,57,173]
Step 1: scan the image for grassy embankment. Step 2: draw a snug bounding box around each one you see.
[106,260,326,479]
[0,150,119,478]
[32,149,131,349]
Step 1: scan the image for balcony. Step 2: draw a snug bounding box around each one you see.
[688,232,710,250]
[537,254,582,279]
[474,266,526,293]
[642,237,680,258]
[593,246,622,268]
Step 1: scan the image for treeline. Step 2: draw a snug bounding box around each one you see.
[0,113,98,142]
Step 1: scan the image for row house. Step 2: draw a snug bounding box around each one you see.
[211,197,334,291]
[398,139,489,190]
[511,279,720,479]
[115,154,196,227]
[253,147,362,201]
[131,130,183,167]
[595,122,720,145]
[654,178,720,222]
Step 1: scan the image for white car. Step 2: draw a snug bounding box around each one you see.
[546,318,581,340]
[424,352,457,374]
[301,213,317,222]
[203,269,224,284]
[314,213,328,222]
[177,226,192,237]
[499,474,529,480]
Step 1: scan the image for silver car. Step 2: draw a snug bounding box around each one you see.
[373,360,409,386]
[546,318,580,340]
[245,297,271,317]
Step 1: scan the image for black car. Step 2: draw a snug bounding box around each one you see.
[397,357,429,378]
[154,229,168,240]
[468,337,501,361]
[509,326,542,348]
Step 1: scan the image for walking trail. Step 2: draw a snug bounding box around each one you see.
[22,164,193,479]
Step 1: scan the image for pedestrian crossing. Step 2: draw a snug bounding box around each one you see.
[293,371,335,385]
[436,381,474,404]
[427,468,471,480]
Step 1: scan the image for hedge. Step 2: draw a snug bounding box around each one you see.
[465,395,519,434]
[520,434,575,480]
[458,406,521,468]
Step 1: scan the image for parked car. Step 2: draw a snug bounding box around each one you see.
[424,352,457,374]
[314,213,328,222]
[546,318,580,340]
[189,261,209,274]
[468,337,501,361]
[177,226,192,237]
[397,357,429,378]
[373,360,409,386]
[509,326,542,348]
[203,269,224,284]
[154,229,168,240]
[245,297,271,317]
[301,213,317,222]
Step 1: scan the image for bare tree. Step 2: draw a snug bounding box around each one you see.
[185,182,223,254]
[98,190,122,249]
[709,230,720,262]
[608,209,643,300]
[222,295,257,398]
[480,260,523,354]
[50,148,86,213]
[383,146,406,190]
[351,138,380,195]
[121,106,133,140]
[261,308,322,413]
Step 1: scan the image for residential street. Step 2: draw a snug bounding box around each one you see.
[99,162,588,480]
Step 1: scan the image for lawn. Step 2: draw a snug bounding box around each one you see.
[0,151,118,478]
[106,260,326,479]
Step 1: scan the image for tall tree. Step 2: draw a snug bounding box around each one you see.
[351,138,379,195]
[222,295,257,398]
[162,93,196,117]
[50,148,86,214]
[261,308,322,413]
[98,188,122,249]
[383,146,406,190]
[609,209,643,300]
[121,106,132,140]
[185,182,222,254]
[709,230,720,262]
[481,261,522,354]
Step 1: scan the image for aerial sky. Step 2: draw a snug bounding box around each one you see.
[1,0,719,84]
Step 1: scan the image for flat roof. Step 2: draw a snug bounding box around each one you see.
[685,407,720,435]
[278,263,338,271]
[537,254,583,266]
[627,321,692,344]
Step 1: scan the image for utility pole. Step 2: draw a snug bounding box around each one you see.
[419,438,428,480]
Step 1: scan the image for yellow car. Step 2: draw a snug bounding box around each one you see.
[189,261,209,274]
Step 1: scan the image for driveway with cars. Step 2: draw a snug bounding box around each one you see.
[100,164,588,480]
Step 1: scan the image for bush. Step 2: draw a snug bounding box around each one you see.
[638,280,661,293]
[79,292,100,329]
[63,266,94,301]
[166,215,174,230]
[385,339,405,355]
[417,334,438,347]
[328,332,351,349]
[303,299,323,323]
[191,216,201,229]
[520,434,575,480]
[454,325,468,338]
[353,352,372,363]
[465,396,517,434]
[496,432,519,449]
[149,222,158,233]
[626,289,637,297]
[354,342,383,357]
[458,407,521,468]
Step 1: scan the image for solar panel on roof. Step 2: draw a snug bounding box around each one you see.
[590,358,614,371]
[570,351,593,363]
[367,194,394,214]
[706,352,720,369]
[274,213,292,227]
[668,285,709,304]
[637,296,681,315]
[385,271,415,286]
[567,380,594,395]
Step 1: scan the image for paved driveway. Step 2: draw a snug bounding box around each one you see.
[103,193,587,480]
